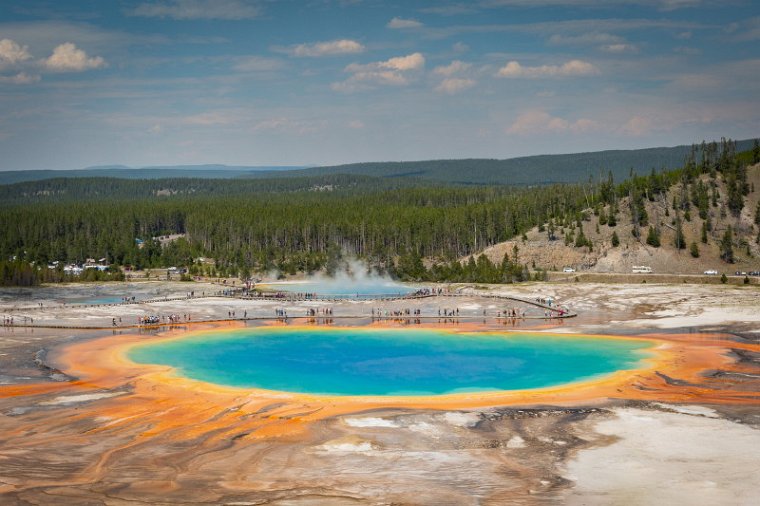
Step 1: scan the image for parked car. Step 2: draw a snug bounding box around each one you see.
[704,269,718,275]
[562,267,575,273]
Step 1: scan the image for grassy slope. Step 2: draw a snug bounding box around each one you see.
[476,164,760,275]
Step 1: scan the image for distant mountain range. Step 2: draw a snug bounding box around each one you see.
[0,138,755,186]
[245,139,755,186]
[0,164,309,185]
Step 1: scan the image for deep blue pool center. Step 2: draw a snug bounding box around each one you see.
[128,327,651,396]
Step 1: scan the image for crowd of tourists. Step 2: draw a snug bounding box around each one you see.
[136,314,193,326]
[306,307,333,317]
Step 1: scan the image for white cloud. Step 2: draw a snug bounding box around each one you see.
[0,39,32,68]
[331,70,408,92]
[420,5,477,16]
[497,59,598,78]
[483,0,703,9]
[657,0,703,10]
[348,120,365,129]
[333,52,425,92]
[568,118,597,131]
[131,0,259,20]
[434,60,471,76]
[548,32,622,46]
[435,77,475,94]
[42,43,106,72]
[452,42,469,54]
[420,18,702,41]
[674,46,701,55]
[666,59,760,94]
[282,39,365,57]
[600,43,639,53]
[621,115,653,136]
[344,52,425,73]
[433,61,475,94]
[0,72,39,84]
[381,52,425,71]
[549,33,638,53]
[387,17,423,29]
[733,16,760,42]
[507,110,597,135]
[253,117,327,134]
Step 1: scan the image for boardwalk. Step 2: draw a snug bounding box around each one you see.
[1,290,575,330]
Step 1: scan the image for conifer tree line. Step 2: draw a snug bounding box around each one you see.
[0,138,755,285]
[0,184,588,281]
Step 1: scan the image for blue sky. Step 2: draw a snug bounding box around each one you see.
[0,0,758,170]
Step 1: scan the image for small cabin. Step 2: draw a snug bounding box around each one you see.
[63,264,83,275]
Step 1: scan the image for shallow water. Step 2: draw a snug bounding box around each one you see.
[260,280,415,298]
[0,283,194,306]
[129,328,652,396]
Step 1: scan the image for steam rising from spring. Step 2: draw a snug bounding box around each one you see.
[271,258,413,297]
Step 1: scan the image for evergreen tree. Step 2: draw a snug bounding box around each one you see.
[720,226,734,263]
[646,226,661,247]
[727,177,744,216]
[695,180,709,220]
[611,231,620,247]
[465,256,478,282]
[575,227,586,247]
[689,241,700,258]
[674,211,686,249]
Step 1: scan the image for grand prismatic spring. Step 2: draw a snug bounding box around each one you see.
[128,327,653,396]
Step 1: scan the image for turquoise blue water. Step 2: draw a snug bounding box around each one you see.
[128,328,652,396]
[263,281,414,298]
[78,296,125,305]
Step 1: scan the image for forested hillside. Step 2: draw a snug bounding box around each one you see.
[0,174,425,204]
[1,138,753,186]
[0,138,757,285]
[0,165,306,185]
[245,139,756,185]
[0,184,589,281]
[478,146,760,277]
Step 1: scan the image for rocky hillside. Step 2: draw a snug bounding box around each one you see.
[476,164,760,275]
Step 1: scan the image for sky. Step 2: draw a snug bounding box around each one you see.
[0,0,758,170]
